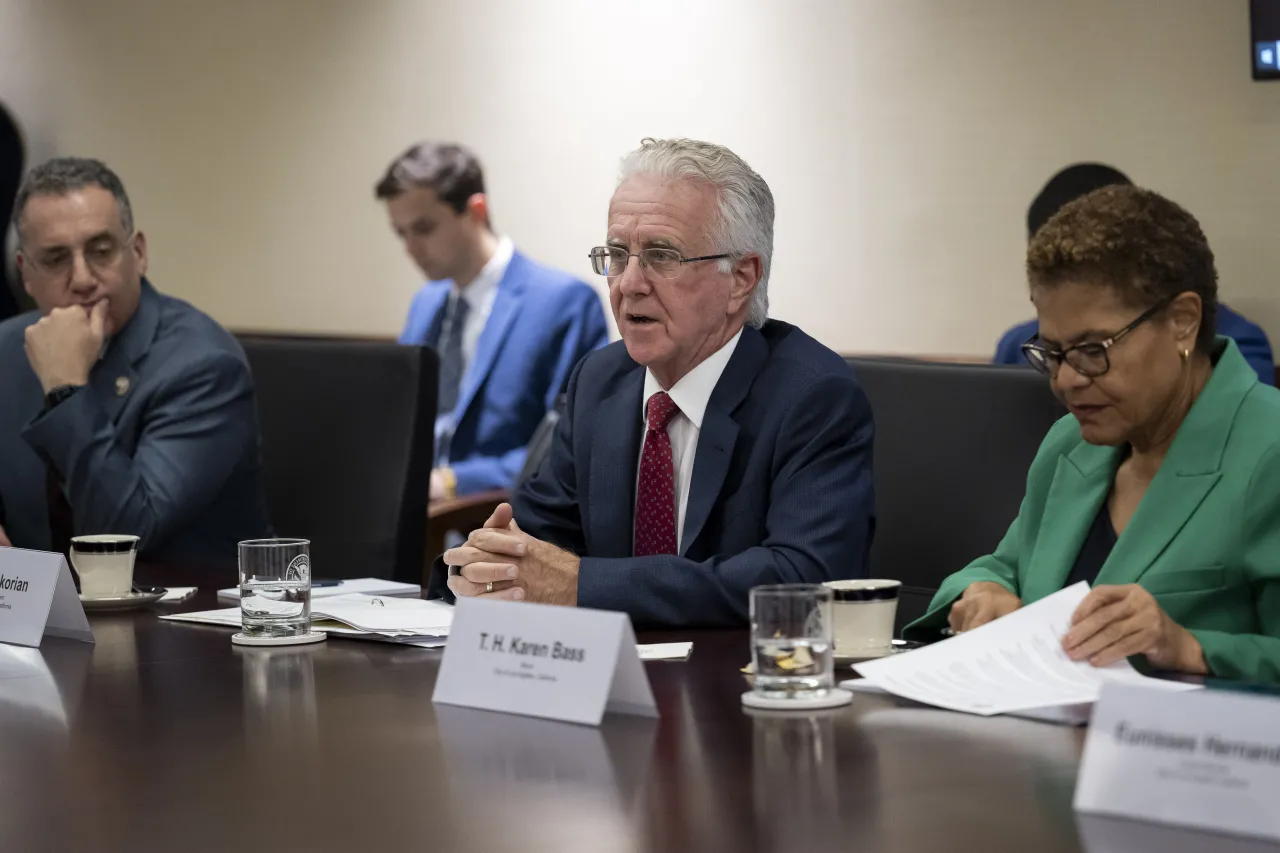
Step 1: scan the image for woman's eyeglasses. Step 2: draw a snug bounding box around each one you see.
[1020,297,1174,378]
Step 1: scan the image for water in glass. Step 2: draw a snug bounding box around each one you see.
[750,584,835,700]
[239,538,312,638]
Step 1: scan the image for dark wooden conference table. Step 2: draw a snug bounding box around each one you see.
[1,565,1271,853]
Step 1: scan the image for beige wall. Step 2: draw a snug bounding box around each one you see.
[3,0,1279,356]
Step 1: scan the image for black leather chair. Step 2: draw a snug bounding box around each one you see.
[0,102,26,322]
[515,399,563,487]
[425,401,564,564]
[239,337,437,584]
[845,358,1066,632]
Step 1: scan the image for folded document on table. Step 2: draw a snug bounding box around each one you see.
[216,578,421,603]
[161,593,453,646]
[844,582,1200,718]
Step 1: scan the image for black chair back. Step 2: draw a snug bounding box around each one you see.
[0,102,25,322]
[240,337,437,583]
[846,358,1066,631]
[516,398,564,488]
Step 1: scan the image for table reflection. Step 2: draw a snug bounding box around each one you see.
[747,705,880,848]
[0,640,92,731]
[435,704,657,852]
[239,645,320,753]
[1077,814,1280,853]
[0,640,93,850]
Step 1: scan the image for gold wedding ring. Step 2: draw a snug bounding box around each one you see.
[485,581,494,594]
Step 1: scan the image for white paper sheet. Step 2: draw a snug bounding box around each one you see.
[216,578,421,602]
[852,582,1200,717]
[161,593,454,639]
[636,642,692,661]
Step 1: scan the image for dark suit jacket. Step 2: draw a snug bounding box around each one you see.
[0,280,272,561]
[400,250,609,494]
[511,320,876,627]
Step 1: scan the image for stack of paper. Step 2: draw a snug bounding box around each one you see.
[216,578,420,603]
[843,582,1200,719]
[161,593,454,648]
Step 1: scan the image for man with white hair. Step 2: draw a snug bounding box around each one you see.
[439,138,875,626]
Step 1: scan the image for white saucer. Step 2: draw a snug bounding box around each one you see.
[741,688,854,711]
[231,631,326,647]
[79,590,166,612]
[834,639,923,665]
[834,646,901,665]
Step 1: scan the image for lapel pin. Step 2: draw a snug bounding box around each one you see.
[115,376,130,397]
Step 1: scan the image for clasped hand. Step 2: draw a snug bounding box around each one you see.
[444,503,580,606]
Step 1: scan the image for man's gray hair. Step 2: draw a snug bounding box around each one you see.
[12,157,134,248]
[619,138,774,329]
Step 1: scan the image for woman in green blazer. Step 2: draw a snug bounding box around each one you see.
[905,185,1280,684]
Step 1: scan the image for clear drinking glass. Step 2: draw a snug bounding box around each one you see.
[750,584,835,700]
[238,539,312,638]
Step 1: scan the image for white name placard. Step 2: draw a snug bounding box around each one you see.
[432,598,659,726]
[0,548,94,647]
[1076,682,1280,841]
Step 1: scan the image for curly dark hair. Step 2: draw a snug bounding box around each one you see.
[1026,185,1218,354]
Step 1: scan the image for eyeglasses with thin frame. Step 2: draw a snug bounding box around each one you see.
[588,245,731,279]
[22,233,136,279]
[1020,297,1174,378]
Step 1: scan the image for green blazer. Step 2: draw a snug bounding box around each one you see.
[904,338,1280,684]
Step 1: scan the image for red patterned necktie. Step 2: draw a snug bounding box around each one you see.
[634,391,681,557]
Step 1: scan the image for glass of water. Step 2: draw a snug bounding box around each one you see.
[750,584,835,700]
[238,539,312,638]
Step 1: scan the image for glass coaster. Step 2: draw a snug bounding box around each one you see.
[231,631,326,647]
[741,688,854,711]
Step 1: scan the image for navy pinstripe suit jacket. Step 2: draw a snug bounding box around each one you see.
[513,320,875,627]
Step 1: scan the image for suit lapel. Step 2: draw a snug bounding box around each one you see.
[590,368,645,557]
[680,328,767,556]
[1095,470,1220,587]
[453,255,527,423]
[1095,338,1253,587]
[1022,442,1118,602]
[92,280,160,424]
[420,289,449,348]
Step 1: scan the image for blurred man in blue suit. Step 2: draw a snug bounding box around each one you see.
[377,142,609,499]
[0,158,271,559]
[995,163,1274,385]
[440,139,875,627]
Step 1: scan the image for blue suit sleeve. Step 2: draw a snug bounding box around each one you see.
[399,296,424,345]
[21,352,259,554]
[452,453,526,495]
[994,321,1035,365]
[1230,327,1275,386]
[451,285,608,496]
[574,371,875,627]
[545,284,609,408]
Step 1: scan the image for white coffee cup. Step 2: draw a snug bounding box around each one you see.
[823,579,902,656]
[70,535,140,599]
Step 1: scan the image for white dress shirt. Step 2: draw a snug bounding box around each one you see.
[446,235,513,375]
[638,329,744,551]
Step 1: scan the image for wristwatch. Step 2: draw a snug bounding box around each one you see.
[44,384,84,411]
[439,467,458,501]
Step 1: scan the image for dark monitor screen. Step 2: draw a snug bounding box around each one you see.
[1253,0,1280,79]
